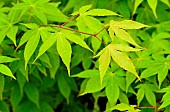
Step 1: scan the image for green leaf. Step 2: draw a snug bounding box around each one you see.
[24,83,39,108]
[80,75,106,95]
[99,48,110,85]
[137,87,144,105]
[79,4,92,13]
[140,64,164,79]
[35,33,57,62]
[159,92,170,109]
[106,76,119,106]
[40,102,54,112]
[0,74,4,100]
[108,45,141,81]
[47,47,60,78]
[0,101,9,112]
[112,20,149,29]
[72,70,99,78]
[133,0,144,15]
[61,30,93,52]
[17,30,36,49]
[24,29,40,69]
[10,85,23,109]
[0,27,10,44]
[0,64,16,79]
[58,74,71,104]
[161,0,170,8]
[7,26,18,46]
[108,103,137,111]
[111,26,141,48]
[110,44,141,52]
[147,0,158,18]
[33,9,47,24]
[0,56,17,63]
[145,85,156,106]
[56,32,71,76]
[126,72,136,93]
[119,92,129,104]
[158,65,168,88]
[85,9,119,16]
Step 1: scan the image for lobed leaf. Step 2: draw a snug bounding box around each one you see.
[108,45,141,81]
[56,32,71,76]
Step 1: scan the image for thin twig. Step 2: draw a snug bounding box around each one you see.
[58,14,80,28]
[95,25,109,35]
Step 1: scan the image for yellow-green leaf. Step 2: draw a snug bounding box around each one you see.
[110,44,141,52]
[0,64,16,79]
[79,4,92,13]
[61,30,93,52]
[24,30,40,69]
[34,33,57,62]
[133,0,144,15]
[56,32,71,76]
[7,26,18,46]
[161,0,170,8]
[108,45,141,81]
[108,27,114,42]
[99,48,110,85]
[113,20,149,29]
[85,9,119,16]
[147,0,158,18]
[111,26,141,48]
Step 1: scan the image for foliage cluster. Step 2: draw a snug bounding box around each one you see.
[0,0,170,112]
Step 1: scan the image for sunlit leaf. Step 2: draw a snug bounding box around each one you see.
[61,30,93,52]
[161,0,170,8]
[0,64,16,79]
[0,56,17,63]
[112,20,149,29]
[110,44,141,52]
[7,26,18,46]
[56,32,71,76]
[17,30,36,49]
[147,0,158,18]
[99,48,110,84]
[111,26,141,48]
[137,87,144,105]
[79,5,92,13]
[72,70,99,78]
[24,29,40,69]
[35,33,57,62]
[145,85,156,106]
[108,45,141,80]
[85,9,119,16]
[106,76,119,106]
[133,0,144,15]
[158,65,168,88]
